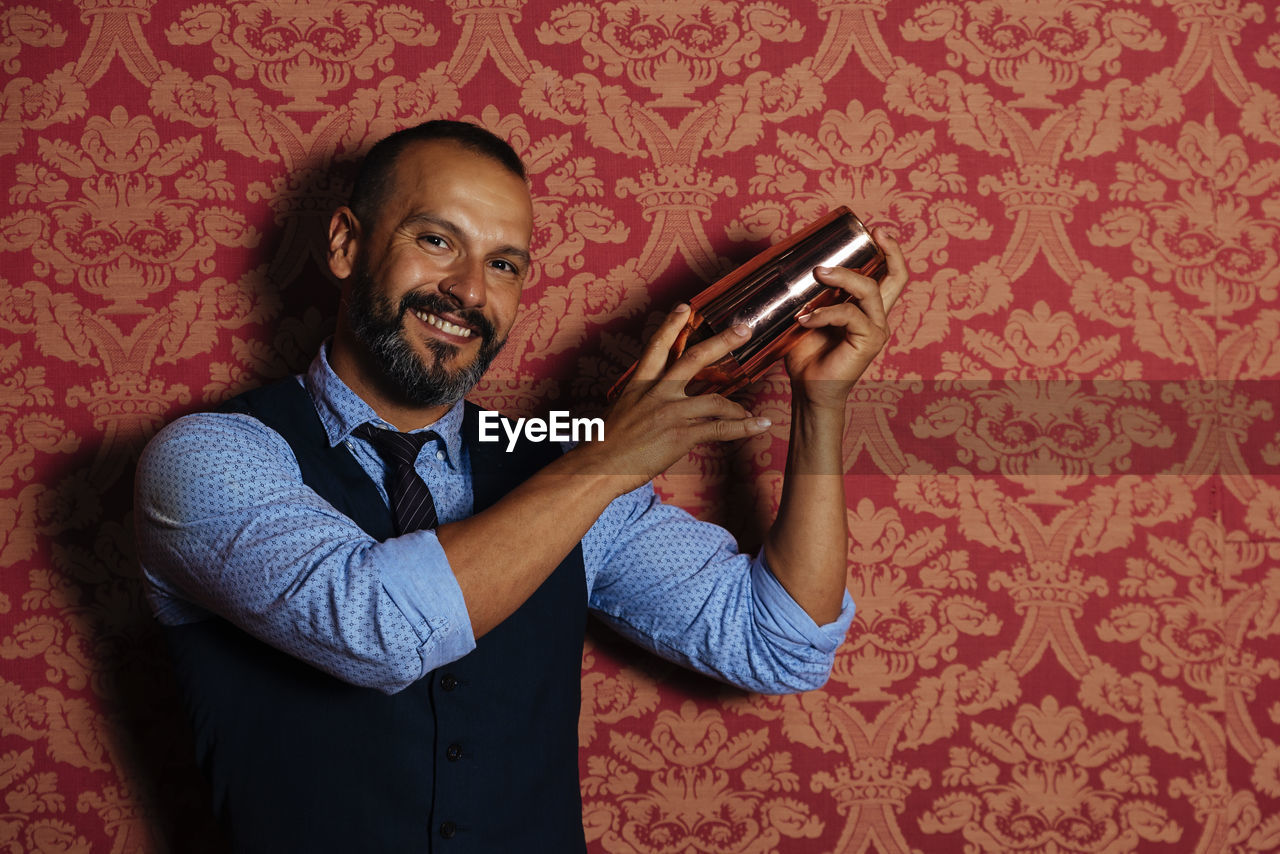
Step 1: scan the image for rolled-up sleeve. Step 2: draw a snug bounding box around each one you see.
[135,412,475,693]
[583,484,855,694]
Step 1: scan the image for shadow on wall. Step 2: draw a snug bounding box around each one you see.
[58,153,352,853]
[41,439,228,853]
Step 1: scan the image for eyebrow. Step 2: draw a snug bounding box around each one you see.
[401,212,532,267]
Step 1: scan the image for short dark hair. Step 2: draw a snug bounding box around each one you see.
[348,120,526,228]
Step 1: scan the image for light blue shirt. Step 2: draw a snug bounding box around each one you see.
[135,346,855,694]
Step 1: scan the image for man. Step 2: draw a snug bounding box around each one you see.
[135,120,908,852]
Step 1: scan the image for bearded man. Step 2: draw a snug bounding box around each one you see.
[135,120,908,853]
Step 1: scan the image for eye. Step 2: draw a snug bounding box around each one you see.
[488,257,529,277]
[418,234,448,249]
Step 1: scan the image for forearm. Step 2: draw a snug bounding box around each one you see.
[440,309,777,637]
[436,448,625,638]
[763,396,849,625]
[765,230,911,623]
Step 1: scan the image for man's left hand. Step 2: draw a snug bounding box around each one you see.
[783,227,909,410]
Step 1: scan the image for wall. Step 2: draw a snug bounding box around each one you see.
[2,1,1279,851]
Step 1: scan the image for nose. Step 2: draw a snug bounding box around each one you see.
[441,258,486,308]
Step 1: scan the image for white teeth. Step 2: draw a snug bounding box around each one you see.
[415,309,473,338]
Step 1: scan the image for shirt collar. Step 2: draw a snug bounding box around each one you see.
[304,340,466,469]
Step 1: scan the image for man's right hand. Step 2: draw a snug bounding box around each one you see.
[440,304,770,638]
[567,304,773,495]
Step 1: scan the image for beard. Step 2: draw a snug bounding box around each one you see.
[345,266,506,408]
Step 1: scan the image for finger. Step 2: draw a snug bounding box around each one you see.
[872,227,909,312]
[665,391,753,424]
[812,266,889,329]
[664,322,751,387]
[796,302,888,347]
[629,304,693,386]
[683,412,774,445]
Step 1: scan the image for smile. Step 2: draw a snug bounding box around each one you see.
[413,308,474,339]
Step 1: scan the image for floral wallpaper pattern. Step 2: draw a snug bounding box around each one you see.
[1,1,1278,852]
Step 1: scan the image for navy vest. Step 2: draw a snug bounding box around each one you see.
[165,379,589,853]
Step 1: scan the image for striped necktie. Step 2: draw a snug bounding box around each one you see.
[353,423,441,534]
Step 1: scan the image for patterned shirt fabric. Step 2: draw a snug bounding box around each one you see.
[135,344,856,694]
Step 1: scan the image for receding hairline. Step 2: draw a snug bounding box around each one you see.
[386,139,535,223]
[346,121,528,232]
[392,136,529,183]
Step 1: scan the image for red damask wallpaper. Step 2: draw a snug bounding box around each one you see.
[2,1,1279,852]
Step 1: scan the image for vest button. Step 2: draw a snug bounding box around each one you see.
[446,742,463,761]
[440,673,459,691]
[439,821,457,839]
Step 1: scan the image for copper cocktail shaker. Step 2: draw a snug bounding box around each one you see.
[612,206,888,397]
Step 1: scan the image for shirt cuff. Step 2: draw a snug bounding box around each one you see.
[750,550,856,653]
[377,531,476,669]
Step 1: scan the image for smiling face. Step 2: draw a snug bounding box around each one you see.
[328,139,534,420]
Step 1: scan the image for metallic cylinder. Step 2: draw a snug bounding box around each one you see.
[623,206,887,397]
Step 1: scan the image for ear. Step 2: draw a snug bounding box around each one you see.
[327,206,360,279]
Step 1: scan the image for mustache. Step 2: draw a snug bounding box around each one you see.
[399,291,497,343]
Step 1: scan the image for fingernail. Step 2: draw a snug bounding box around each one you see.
[673,303,690,314]
[797,312,813,324]
[815,266,833,276]
[732,324,750,337]
[752,418,772,430]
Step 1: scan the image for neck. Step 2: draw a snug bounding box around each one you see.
[329,328,456,431]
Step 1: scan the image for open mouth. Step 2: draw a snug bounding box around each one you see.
[412,308,475,340]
